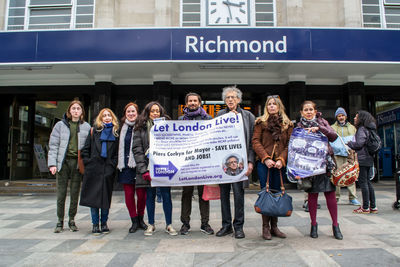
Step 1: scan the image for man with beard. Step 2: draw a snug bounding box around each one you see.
[179,92,214,235]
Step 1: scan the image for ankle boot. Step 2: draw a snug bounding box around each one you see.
[261,215,272,240]
[129,217,139,233]
[332,224,343,240]
[270,217,287,238]
[138,215,148,230]
[310,223,318,238]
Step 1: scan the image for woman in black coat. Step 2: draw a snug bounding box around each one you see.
[347,110,378,214]
[296,100,343,240]
[133,101,177,236]
[80,108,119,235]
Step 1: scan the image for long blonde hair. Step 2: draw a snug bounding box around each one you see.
[94,108,119,136]
[256,96,292,130]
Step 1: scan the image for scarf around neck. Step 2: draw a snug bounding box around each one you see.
[100,122,116,158]
[117,120,136,170]
[267,114,283,141]
[183,107,209,120]
[300,116,319,128]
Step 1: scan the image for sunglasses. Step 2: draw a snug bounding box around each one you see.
[267,95,280,100]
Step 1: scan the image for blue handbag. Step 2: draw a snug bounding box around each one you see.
[254,170,293,217]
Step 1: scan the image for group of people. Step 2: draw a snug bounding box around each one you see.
[48,85,378,241]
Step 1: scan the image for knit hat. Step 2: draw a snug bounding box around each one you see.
[335,107,347,118]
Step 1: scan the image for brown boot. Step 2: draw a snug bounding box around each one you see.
[262,215,272,240]
[270,217,286,238]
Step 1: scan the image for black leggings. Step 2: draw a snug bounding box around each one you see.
[358,166,376,210]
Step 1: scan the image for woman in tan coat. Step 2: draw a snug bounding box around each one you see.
[252,95,293,240]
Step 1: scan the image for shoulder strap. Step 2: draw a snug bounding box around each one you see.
[90,127,93,136]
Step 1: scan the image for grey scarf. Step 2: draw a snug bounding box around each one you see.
[117,120,136,171]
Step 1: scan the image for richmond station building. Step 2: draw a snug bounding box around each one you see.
[0,0,399,184]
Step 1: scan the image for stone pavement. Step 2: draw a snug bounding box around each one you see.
[0,182,399,267]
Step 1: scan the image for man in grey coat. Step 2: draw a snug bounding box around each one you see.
[215,86,255,239]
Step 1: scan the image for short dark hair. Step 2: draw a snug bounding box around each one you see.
[185,92,202,104]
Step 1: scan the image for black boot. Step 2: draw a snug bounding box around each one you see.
[310,224,318,238]
[92,224,101,236]
[332,224,343,240]
[138,215,148,230]
[129,217,139,233]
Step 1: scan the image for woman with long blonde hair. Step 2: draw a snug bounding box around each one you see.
[80,108,119,235]
[252,95,293,240]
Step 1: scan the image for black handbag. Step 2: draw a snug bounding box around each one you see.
[254,170,293,217]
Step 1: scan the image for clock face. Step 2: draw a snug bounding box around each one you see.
[207,0,250,26]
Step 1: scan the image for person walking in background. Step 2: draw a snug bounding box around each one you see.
[179,92,214,235]
[117,102,147,233]
[252,95,293,240]
[347,110,378,214]
[48,99,91,233]
[215,86,255,239]
[331,107,361,206]
[80,108,119,235]
[297,100,343,240]
[133,101,178,236]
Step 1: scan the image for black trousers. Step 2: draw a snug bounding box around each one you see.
[219,181,244,231]
[180,185,210,225]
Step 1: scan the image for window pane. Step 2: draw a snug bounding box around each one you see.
[183,0,200,3]
[29,24,69,29]
[363,0,379,4]
[256,22,274,26]
[387,23,400,28]
[31,8,71,16]
[76,23,93,28]
[363,23,381,27]
[256,0,273,3]
[7,25,24,30]
[182,22,200,26]
[77,0,94,4]
[182,14,200,21]
[363,6,380,13]
[183,5,200,12]
[256,3,273,12]
[29,15,71,24]
[386,15,400,22]
[77,6,93,14]
[9,8,25,16]
[30,0,71,5]
[9,0,26,8]
[256,13,273,21]
[385,7,400,14]
[363,14,381,22]
[76,15,93,23]
[8,17,24,25]
[385,0,400,4]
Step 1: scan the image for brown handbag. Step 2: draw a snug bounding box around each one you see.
[77,127,93,175]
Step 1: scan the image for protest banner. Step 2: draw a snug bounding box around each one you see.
[149,112,248,187]
[287,127,329,180]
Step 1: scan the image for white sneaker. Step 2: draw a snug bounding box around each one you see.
[144,224,155,236]
[165,224,178,236]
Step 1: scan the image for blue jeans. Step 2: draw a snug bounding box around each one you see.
[146,187,172,225]
[256,161,281,191]
[90,208,109,225]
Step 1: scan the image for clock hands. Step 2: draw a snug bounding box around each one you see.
[222,0,233,19]
[223,0,244,8]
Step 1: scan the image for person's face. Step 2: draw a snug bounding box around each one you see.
[227,157,238,170]
[69,103,82,121]
[337,114,346,124]
[186,95,201,111]
[354,113,359,125]
[225,91,240,111]
[267,98,279,115]
[301,104,317,120]
[149,104,160,120]
[102,110,112,124]
[125,105,137,122]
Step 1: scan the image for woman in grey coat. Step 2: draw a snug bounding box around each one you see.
[48,100,91,233]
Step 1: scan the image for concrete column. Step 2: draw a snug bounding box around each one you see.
[153,81,173,117]
[0,0,6,30]
[287,81,306,122]
[92,82,113,117]
[283,0,304,26]
[95,0,117,27]
[345,81,366,119]
[155,0,172,26]
[340,0,363,27]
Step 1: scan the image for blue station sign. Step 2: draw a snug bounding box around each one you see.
[0,28,399,63]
